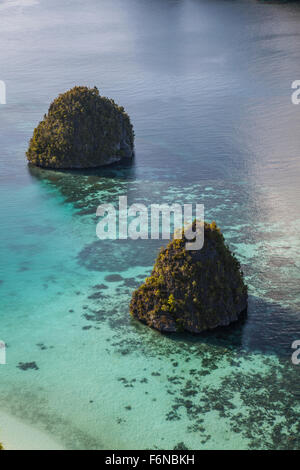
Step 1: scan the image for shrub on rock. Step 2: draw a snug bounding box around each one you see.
[27,86,134,169]
[130,221,248,333]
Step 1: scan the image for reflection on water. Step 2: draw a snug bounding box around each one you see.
[0,0,300,450]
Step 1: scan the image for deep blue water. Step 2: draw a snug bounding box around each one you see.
[0,0,300,449]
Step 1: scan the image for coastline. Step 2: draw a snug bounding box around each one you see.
[0,410,64,450]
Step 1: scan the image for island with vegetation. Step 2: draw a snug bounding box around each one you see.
[26,86,134,169]
[130,221,248,333]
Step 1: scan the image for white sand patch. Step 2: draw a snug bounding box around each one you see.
[0,410,64,450]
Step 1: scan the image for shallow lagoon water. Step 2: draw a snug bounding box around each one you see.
[0,0,300,449]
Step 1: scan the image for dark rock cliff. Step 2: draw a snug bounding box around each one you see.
[130,221,248,333]
[27,86,134,169]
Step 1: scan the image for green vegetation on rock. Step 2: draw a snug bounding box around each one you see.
[130,221,248,333]
[26,86,134,169]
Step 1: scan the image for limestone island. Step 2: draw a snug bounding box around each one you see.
[26,86,134,169]
[130,221,248,333]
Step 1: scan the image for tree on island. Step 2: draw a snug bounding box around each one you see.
[130,221,248,333]
[27,86,134,169]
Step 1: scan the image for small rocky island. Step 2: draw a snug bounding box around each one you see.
[27,86,134,169]
[130,221,248,333]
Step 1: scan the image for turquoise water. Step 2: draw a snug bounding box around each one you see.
[1,0,300,449]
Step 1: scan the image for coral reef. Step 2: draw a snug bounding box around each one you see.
[27,86,134,169]
[130,221,248,333]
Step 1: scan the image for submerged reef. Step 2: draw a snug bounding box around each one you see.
[130,221,248,333]
[27,86,134,169]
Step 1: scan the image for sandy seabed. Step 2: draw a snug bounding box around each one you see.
[0,410,64,450]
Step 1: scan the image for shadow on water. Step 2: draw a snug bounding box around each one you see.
[161,293,300,359]
[27,160,136,181]
[27,162,137,212]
